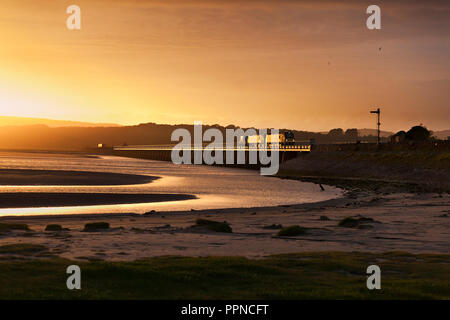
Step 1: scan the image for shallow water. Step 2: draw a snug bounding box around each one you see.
[0,153,342,216]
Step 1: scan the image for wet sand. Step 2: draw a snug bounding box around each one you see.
[0,192,196,208]
[0,191,448,261]
[0,169,157,186]
[0,165,448,261]
[0,168,195,208]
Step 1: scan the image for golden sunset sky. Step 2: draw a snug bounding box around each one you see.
[0,0,449,131]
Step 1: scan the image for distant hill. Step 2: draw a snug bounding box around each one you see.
[433,130,450,140]
[319,129,394,137]
[357,129,394,137]
[0,122,384,151]
[0,118,446,151]
[0,116,120,128]
[0,123,204,151]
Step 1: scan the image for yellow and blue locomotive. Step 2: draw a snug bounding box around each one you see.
[246,131,295,148]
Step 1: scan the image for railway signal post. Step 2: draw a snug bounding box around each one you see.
[370,108,381,145]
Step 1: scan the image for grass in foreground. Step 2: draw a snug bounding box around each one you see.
[45,224,63,232]
[0,223,30,232]
[277,225,307,236]
[0,250,449,299]
[0,244,47,255]
[338,217,376,228]
[83,222,110,232]
[194,219,232,233]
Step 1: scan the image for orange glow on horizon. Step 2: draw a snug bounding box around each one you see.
[0,0,449,132]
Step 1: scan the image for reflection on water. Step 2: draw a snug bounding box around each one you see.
[0,153,342,216]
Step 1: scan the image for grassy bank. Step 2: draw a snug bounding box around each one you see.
[279,150,450,193]
[0,249,449,299]
[305,150,450,170]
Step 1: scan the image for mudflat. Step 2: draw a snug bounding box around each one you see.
[0,169,157,186]
[0,192,196,208]
[0,192,448,260]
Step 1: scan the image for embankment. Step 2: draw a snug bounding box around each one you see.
[279,149,450,192]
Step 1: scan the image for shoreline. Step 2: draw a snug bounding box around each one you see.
[0,166,344,215]
[0,157,449,299]
[0,192,347,219]
[0,160,448,260]
[0,170,428,219]
[1,191,448,260]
